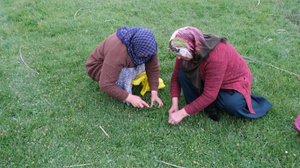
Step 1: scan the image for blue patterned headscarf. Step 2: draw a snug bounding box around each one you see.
[116,27,157,65]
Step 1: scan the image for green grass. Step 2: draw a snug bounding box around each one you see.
[1,0,300,167]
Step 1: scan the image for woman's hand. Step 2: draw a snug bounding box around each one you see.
[150,90,163,107]
[168,108,189,125]
[168,104,178,115]
[125,94,149,108]
[168,97,179,115]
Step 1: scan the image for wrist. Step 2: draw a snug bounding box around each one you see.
[182,108,190,117]
[125,94,132,102]
[151,90,158,97]
[172,97,179,105]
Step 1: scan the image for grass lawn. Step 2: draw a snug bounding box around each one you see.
[1,0,300,167]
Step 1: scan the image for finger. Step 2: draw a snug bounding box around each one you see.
[169,108,175,114]
[141,101,149,107]
[169,116,175,124]
[150,100,154,107]
[158,100,163,107]
[139,103,144,108]
[135,102,142,108]
[140,102,147,108]
[169,118,176,125]
[132,103,138,108]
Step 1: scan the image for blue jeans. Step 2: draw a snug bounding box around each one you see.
[178,70,271,119]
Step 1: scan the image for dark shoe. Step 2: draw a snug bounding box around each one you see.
[204,103,219,122]
[208,111,219,122]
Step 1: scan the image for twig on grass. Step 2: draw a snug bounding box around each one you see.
[99,126,110,138]
[74,7,84,19]
[19,46,40,76]
[63,163,92,168]
[74,7,92,19]
[253,0,261,9]
[159,161,186,168]
[244,56,300,81]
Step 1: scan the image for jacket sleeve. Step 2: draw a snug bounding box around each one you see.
[85,42,105,82]
[145,54,159,91]
[99,60,129,101]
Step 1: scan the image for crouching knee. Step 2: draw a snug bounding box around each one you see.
[218,92,247,117]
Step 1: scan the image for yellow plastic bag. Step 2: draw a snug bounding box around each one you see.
[132,72,165,96]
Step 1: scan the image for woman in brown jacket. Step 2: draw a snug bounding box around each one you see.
[86,27,163,108]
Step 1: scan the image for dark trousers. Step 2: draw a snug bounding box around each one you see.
[178,70,271,119]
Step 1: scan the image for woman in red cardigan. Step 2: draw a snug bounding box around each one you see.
[168,26,272,124]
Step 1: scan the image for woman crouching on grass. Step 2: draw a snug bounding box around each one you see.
[86,26,163,108]
[167,26,272,124]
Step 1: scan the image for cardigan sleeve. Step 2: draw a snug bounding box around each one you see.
[184,47,228,115]
[170,58,182,98]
